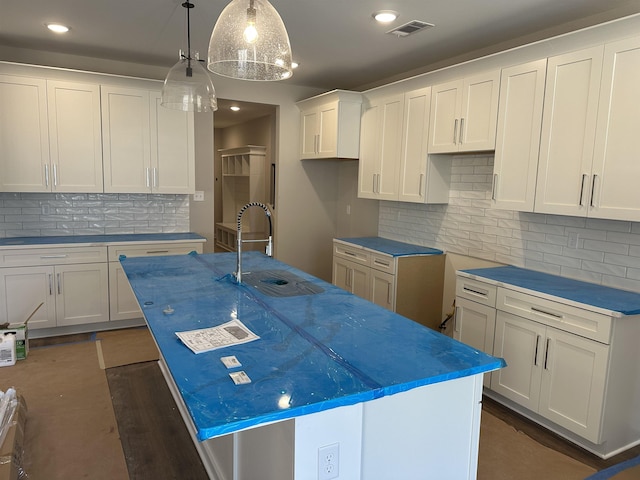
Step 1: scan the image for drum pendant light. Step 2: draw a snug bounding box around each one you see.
[207,0,293,81]
[161,1,218,112]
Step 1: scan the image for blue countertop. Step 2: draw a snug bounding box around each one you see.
[461,266,640,316]
[0,232,206,247]
[336,237,443,256]
[121,251,503,441]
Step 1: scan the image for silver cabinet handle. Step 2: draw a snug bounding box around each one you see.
[57,272,62,295]
[454,306,461,333]
[531,306,563,319]
[40,254,68,259]
[387,282,392,305]
[590,174,598,207]
[453,119,459,144]
[146,168,151,188]
[48,274,53,295]
[579,174,588,206]
[544,338,551,370]
[145,250,169,254]
[534,334,540,366]
[419,173,424,197]
[53,164,58,187]
[492,174,498,200]
[44,164,50,187]
[372,174,376,193]
[459,117,465,144]
[153,167,158,188]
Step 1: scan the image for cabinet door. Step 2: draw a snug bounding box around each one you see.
[370,269,395,311]
[317,102,338,157]
[376,95,403,200]
[534,47,603,216]
[150,92,195,194]
[428,80,461,153]
[459,70,500,152]
[332,256,370,300]
[538,327,609,444]
[102,86,151,193]
[358,101,380,199]
[492,59,547,211]
[0,75,49,192]
[454,297,496,387]
[591,35,640,221]
[108,262,143,321]
[491,311,545,411]
[55,263,109,327]
[47,80,104,193]
[300,108,319,158]
[0,266,56,329]
[398,87,431,203]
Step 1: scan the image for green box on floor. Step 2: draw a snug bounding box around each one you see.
[1,325,28,361]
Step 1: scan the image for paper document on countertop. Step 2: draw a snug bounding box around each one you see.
[176,319,260,354]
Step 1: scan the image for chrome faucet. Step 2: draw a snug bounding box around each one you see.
[234,202,273,284]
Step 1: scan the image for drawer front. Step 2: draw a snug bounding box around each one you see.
[333,241,370,267]
[370,252,396,274]
[496,287,612,344]
[108,242,203,261]
[0,247,107,267]
[456,276,497,307]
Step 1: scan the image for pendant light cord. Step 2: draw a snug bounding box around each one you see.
[183,1,194,76]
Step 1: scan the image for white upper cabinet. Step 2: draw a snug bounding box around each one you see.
[590,35,640,221]
[297,90,362,159]
[358,94,403,200]
[492,59,547,211]
[428,70,500,153]
[534,47,604,216]
[102,86,194,194]
[0,75,49,192]
[0,76,103,193]
[47,81,104,193]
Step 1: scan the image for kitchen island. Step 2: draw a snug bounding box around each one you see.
[121,251,504,480]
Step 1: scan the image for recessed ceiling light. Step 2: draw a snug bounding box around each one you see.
[46,23,70,34]
[373,11,398,23]
[230,106,240,111]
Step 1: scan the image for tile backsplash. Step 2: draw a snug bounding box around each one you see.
[0,193,190,237]
[379,154,640,293]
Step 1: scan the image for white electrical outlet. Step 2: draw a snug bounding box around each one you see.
[193,191,205,202]
[318,443,339,480]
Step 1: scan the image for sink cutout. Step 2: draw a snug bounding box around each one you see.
[242,270,324,297]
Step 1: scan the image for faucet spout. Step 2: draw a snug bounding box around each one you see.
[235,202,273,284]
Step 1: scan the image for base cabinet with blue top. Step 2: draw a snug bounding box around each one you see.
[455,266,640,459]
[332,237,445,330]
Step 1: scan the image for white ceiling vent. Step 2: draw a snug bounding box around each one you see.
[387,20,434,38]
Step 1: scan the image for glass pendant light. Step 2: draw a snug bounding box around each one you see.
[207,0,293,81]
[161,1,218,112]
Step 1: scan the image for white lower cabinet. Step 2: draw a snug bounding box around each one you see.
[0,239,203,334]
[0,247,109,330]
[107,242,203,321]
[456,270,640,457]
[333,239,444,330]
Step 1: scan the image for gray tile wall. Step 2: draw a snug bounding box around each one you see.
[379,154,640,293]
[0,193,190,237]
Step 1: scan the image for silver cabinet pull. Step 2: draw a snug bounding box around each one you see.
[387,282,393,305]
[590,174,598,207]
[146,250,169,254]
[40,254,68,259]
[491,174,498,200]
[544,338,551,370]
[531,306,563,319]
[579,174,588,206]
[57,273,62,295]
[534,334,541,366]
[146,168,150,188]
[462,285,489,298]
[372,174,376,193]
[153,167,158,188]
[44,164,50,187]
[53,164,58,187]
[453,119,459,144]
[454,306,461,333]
[459,117,465,144]
[48,274,53,295]
[419,174,424,197]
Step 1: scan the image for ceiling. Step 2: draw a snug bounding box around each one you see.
[1,0,639,125]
